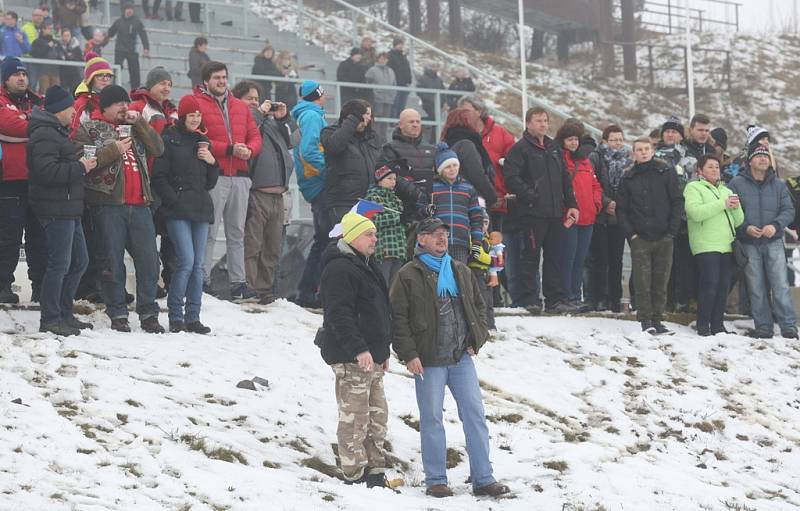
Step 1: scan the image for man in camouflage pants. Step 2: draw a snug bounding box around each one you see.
[319,212,394,488]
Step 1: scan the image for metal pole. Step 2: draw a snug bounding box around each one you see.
[204,3,211,35]
[243,1,249,36]
[518,0,528,125]
[667,0,672,34]
[434,91,441,142]
[734,4,739,32]
[685,0,695,119]
[351,10,359,47]
[105,0,111,24]
[297,0,304,38]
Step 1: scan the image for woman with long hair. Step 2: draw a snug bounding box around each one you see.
[252,44,280,100]
[440,107,497,207]
[151,95,220,334]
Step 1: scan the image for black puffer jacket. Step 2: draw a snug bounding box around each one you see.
[151,125,220,224]
[27,107,86,218]
[616,158,683,241]
[503,131,577,230]
[321,114,382,210]
[320,239,392,365]
[443,127,498,206]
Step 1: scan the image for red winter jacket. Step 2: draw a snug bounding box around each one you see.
[563,150,602,226]
[192,86,262,176]
[0,87,42,181]
[482,116,516,214]
[129,88,178,171]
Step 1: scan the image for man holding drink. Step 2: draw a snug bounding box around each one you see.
[74,84,166,333]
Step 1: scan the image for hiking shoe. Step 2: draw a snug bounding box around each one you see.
[641,321,656,334]
[0,286,19,304]
[169,320,186,333]
[31,286,41,303]
[749,329,773,339]
[473,481,511,497]
[185,321,211,334]
[365,472,397,491]
[64,316,93,330]
[697,325,712,337]
[230,283,259,302]
[258,294,277,305]
[110,318,131,332]
[426,484,453,498]
[39,320,80,336]
[781,329,799,339]
[711,325,730,335]
[343,473,368,486]
[156,285,167,298]
[544,301,579,314]
[652,321,672,335]
[141,316,165,334]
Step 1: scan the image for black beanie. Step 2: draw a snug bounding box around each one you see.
[44,85,74,114]
[99,84,131,111]
[710,127,727,151]
[660,116,685,139]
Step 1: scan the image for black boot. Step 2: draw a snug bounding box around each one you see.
[0,286,19,304]
[40,320,80,336]
[169,320,186,333]
[641,321,655,334]
[141,316,165,334]
[185,321,211,334]
[111,318,131,332]
[64,316,93,330]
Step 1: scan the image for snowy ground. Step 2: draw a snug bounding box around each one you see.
[1,297,799,510]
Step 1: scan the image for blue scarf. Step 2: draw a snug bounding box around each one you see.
[419,252,459,297]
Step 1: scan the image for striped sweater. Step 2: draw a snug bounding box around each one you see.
[419,175,483,255]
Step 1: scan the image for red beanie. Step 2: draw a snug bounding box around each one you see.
[178,95,201,118]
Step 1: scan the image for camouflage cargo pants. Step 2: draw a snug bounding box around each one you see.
[331,363,388,481]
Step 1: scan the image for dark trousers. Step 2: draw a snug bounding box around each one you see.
[695,251,733,331]
[115,51,141,89]
[77,205,102,298]
[0,180,46,293]
[667,230,697,308]
[328,205,352,226]
[503,229,540,307]
[298,194,331,303]
[94,205,160,320]
[390,90,410,118]
[589,223,626,307]
[39,217,89,324]
[630,235,673,322]
[525,217,566,307]
[471,267,495,329]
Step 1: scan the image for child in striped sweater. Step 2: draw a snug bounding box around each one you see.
[419,143,483,264]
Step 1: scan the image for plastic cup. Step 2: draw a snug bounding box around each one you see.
[117,124,132,138]
[83,145,97,159]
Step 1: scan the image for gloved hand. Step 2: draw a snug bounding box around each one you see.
[470,244,482,261]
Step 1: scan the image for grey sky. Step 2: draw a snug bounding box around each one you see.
[701,0,797,33]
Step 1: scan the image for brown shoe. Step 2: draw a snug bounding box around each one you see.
[426,484,453,498]
[473,481,510,497]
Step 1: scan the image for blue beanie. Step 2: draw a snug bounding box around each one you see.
[1,57,26,84]
[434,143,459,174]
[299,80,324,101]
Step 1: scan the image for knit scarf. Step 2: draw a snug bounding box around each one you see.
[599,144,633,193]
[419,252,459,297]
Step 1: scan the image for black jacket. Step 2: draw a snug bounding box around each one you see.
[251,55,281,99]
[321,115,382,210]
[417,69,445,116]
[377,129,436,222]
[151,125,220,223]
[188,47,210,87]
[106,15,149,54]
[336,58,371,104]
[445,77,476,108]
[616,158,683,241]
[443,127,497,205]
[320,240,392,365]
[503,131,578,230]
[387,48,412,86]
[27,108,86,218]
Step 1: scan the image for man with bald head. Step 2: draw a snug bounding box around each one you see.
[377,108,436,222]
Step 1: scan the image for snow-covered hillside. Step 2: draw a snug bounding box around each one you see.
[1,298,799,510]
[253,0,800,170]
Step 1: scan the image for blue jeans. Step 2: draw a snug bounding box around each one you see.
[560,224,593,301]
[503,230,540,307]
[166,219,209,322]
[297,194,331,303]
[390,90,410,118]
[94,205,160,320]
[39,217,89,323]
[742,240,797,334]
[414,354,496,489]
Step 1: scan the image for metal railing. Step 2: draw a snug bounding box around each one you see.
[14,56,123,83]
[259,0,601,137]
[638,0,741,34]
[594,41,732,92]
[231,72,524,137]
[102,0,250,36]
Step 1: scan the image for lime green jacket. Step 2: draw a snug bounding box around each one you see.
[684,179,745,255]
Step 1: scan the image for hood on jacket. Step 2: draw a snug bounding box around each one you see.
[291,99,325,121]
[626,158,670,178]
[130,87,175,109]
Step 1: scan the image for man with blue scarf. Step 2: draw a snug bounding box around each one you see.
[390,217,510,498]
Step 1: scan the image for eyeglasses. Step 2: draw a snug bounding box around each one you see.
[97,74,114,81]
